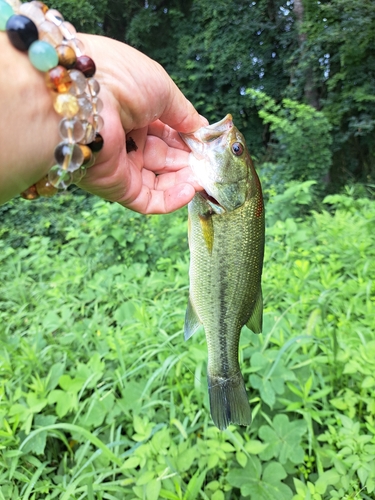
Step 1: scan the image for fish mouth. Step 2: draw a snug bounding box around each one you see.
[200,190,224,212]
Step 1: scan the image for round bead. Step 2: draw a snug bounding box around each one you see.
[53,93,79,118]
[81,121,95,144]
[0,1,14,31]
[19,2,45,25]
[38,20,63,46]
[88,78,100,96]
[35,175,58,197]
[72,167,86,183]
[56,44,76,69]
[88,133,104,153]
[48,165,72,189]
[91,97,103,114]
[67,37,84,56]
[45,65,72,93]
[93,114,104,133]
[6,15,38,51]
[59,118,85,142]
[45,9,64,26]
[54,142,84,171]
[59,21,76,40]
[31,2,49,14]
[77,96,92,120]
[28,40,58,71]
[68,69,86,95]
[79,144,93,166]
[75,55,96,77]
[20,184,39,200]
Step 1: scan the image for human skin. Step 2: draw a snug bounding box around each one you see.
[0,32,206,212]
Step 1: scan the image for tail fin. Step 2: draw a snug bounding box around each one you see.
[207,371,252,430]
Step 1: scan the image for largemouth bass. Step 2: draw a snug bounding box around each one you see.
[180,114,264,430]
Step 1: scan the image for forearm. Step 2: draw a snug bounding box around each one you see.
[0,32,60,205]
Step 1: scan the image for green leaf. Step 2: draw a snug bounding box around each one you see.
[227,458,293,500]
[259,414,306,464]
[315,469,341,494]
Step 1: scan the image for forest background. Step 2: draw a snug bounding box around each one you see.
[0,0,375,499]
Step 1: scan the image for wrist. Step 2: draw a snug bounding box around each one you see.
[0,31,60,204]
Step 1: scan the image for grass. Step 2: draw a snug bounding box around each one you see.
[0,190,374,499]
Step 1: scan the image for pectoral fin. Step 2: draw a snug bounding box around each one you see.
[184,297,201,341]
[246,289,263,334]
[199,213,214,254]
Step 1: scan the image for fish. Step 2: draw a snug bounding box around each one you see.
[180,114,265,430]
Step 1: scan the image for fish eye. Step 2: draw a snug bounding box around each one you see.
[231,142,244,156]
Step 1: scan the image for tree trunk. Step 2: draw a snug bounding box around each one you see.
[294,0,320,109]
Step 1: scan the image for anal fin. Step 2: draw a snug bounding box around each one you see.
[246,289,263,334]
[184,297,201,341]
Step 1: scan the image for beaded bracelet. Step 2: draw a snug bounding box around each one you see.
[0,0,104,199]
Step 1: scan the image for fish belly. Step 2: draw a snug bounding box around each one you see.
[188,193,264,430]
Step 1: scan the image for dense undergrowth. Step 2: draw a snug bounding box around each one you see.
[0,189,374,499]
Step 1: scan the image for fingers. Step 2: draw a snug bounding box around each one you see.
[158,77,208,133]
[120,182,196,214]
[142,135,191,173]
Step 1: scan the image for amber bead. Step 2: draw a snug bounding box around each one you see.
[88,133,104,152]
[6,14,38,51]
[56,44,76,69]
[45,66,72,93]
[74,55,96,77]
[20,184,39,200]
[35,176,58,197]
[79,144,93,166]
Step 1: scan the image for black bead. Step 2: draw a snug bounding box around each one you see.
[88,133,104,153]
[6,15,38,52]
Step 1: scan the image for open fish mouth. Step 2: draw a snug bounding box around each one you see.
[199,190,225,212]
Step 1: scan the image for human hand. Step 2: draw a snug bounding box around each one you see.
[76,34,207,214]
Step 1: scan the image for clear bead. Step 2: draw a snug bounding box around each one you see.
[38,20,63,46]
[77,96,93,120]
[53,94,79,118]
[81,121,95,144]
[93,114,104,133]
[54,142,84,171]
[68,69,86,95]
[48,165,73,189]
[59,118,85,143]
[45,8,64,26]
[72,166,86,183]
[88,78,100,97]
[59,21,76,40]
[19,2,45,25]
[92,97,103,114]
[66,37,84,57]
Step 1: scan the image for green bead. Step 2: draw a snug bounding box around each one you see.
[28,40,58,72]
[0,0,14,31]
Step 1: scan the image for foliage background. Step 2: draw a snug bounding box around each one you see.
[1,0,375,499]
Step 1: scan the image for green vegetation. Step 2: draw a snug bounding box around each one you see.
[1,190,374,499]
[49,0,375,186]
[2,0,375,497]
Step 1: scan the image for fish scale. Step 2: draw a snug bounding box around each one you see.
[181,114,264,430]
